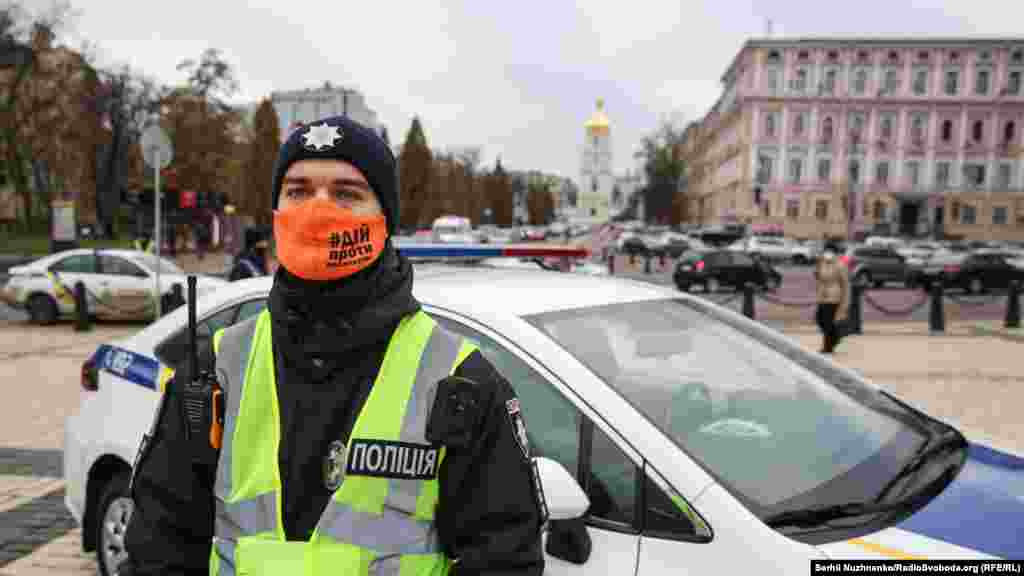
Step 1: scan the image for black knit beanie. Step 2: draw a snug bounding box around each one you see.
[271,115,398,235]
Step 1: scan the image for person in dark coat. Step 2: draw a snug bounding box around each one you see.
[227,227,269,281]
[122,115,546,575]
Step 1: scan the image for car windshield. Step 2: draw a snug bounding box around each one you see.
[131,254,185,275]
[525,299,934,520]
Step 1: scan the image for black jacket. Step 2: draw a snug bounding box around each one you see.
[227,250,267,281]
[123,245,545,575]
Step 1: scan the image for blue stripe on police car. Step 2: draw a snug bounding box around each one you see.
[93,344,160,390]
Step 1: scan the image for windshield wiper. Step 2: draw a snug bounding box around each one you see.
[766,429,966,530]
[763,500,908,528]
[874,428,965,503]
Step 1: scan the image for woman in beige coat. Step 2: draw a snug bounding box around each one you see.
[814,241,851,354]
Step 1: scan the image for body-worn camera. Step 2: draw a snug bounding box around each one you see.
[426,375,483,447]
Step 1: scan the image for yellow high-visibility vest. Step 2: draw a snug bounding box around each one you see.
[209,309,476,576]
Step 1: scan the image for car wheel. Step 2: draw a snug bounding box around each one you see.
[27,293,58,325]
[792,255,808,266]
[705,277,719,293]
[95,473,133,576]
[676,281,691,292]
[764,275,780,291]
[969,277,985,294]
[854,271,871,287]
[873,280,885,289]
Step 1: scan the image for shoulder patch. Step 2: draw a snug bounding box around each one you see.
[506,397,531,460]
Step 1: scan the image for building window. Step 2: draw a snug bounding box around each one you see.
[945,70,960,95]
[789,157,803,184]
[876,161,889,184]
[873,200,887,220]
[913,68,929,95]
[993,206,1008,225]
[766,68,780,94]
[757,155,774,183]
[848,159,861,184]
[880,115,893,141]
[823,69,837,94]
[786,199,800,219]
[815,200,829,220]
[849,114,865,143]
[952,201,960,221]
[905,161,921,187]
[765,114,776,137]
[792,68,808,92]
[767,50,781,63]
[960,204,976,224]
[911,115,926,144]
[1010,70,1023,94]
[793,113,805,137]
[853,68,868,95]
[998,164,1013,189]
[972,120,984,143]
[976,68,991,95]
[822,117,834,143]
[1013,49,1024,64]
[817,157,832,182]
[936,162,951,187]
[941,120,953,143]
[964,164,986,188]
[1004,121,1016,145]
[884,68,899,94]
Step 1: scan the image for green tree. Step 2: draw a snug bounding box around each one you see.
[242,98,280,226]
[398,116,433,229]
[635,121,688,224]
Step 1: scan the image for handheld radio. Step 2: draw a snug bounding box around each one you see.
[180,276,224,455]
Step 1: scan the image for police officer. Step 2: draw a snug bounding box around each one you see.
[123,116,546,575]
[227,227,269,281]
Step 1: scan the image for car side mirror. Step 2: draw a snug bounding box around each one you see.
[535,456,589,521]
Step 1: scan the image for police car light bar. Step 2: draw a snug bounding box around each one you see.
[393,242,589,260]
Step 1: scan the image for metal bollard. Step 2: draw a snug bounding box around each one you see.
[644,254,652,274]
[659,253,667,272]
[929,281,945,333]
[742,283,756,319]
[74,281,91,332]
[608,252,615,276]
[849,284,864,335]
[1006,280,1021,329]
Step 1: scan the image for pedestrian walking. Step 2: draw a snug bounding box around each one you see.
[123,115,547,576]
[221,204,243,270]
[814,240,850,354]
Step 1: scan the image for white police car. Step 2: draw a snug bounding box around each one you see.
[0,248,227,324]
[63,244,1024,575]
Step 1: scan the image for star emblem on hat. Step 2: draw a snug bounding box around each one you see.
[302,122,343,151]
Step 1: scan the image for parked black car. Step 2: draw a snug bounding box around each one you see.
[673,250,782,293]
[943,251,1024,294]
[845,246,912,288]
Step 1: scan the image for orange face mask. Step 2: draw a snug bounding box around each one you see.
[273,197,388,281]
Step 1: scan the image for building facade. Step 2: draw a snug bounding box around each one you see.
[270,82,383,139]
[578,98,614,220]
[692,38,1024,240]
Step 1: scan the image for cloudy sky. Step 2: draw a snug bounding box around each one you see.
[53,0,1023,184]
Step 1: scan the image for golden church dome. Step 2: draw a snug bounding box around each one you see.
[584,98,610,134]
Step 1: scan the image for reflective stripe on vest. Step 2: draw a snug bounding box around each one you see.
[210,309,476,576]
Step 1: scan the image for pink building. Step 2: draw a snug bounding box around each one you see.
[691,38,1024,241]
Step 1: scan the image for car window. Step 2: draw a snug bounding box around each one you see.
[706,252,729,267]
[155,305,239,367]
[235,299,268,322]
[644,464,712,540]
[432,314,708,535]
[50,254,96,273]
[430,316,581,483]
[587,425,636,526]
[730,253,755,267]
[100,255,148,277]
